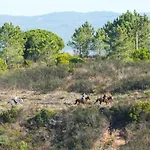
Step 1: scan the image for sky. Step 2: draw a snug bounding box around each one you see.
[1,0,150,16]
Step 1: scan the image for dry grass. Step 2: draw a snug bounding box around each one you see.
[1,59,150,149]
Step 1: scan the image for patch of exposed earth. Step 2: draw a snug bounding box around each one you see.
[92,128,126,150]
[0,89,100,113]
[1,89,149,113]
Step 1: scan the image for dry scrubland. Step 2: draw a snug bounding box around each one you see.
[0,58,150,150]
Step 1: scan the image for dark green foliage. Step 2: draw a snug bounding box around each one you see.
[56,53,84,65]
[0,135,9,147]
[70,57,84,64]
[104,105,133,129]
[24,29,64,62]
[0,58,7,74]
[34,109,56,126]
[103,10,150,60]
[68,21,95,57]
[129,101,150,122]
[0,106,20,123]
[92,28,107,55]
[0,23,26,68]
[132,47,150,61]
[50,106,107,150]
[27,109,56,128]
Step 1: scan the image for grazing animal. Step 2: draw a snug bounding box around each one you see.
[74,96,90,105]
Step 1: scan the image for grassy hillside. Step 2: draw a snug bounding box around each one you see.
[0,58,150,150]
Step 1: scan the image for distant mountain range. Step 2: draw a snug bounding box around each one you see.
[0,11,150,53]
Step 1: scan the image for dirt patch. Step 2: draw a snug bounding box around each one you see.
[0,90,100,112]
[92,128,126,150]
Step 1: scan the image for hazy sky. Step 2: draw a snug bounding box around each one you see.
[1,0,150,16]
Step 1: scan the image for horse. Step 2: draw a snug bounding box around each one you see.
[94,94,113,105]
[74,96,90,105]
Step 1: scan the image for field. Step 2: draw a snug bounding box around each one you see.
[0,59,150,150]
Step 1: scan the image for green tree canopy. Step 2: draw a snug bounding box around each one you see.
[0,23,25,67]
[24,29,65,63]
[103,10,150,60]
[68,21,95,57]
[92,28,107,55]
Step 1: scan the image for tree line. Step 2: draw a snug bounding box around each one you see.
[0,10,150,71]
[68,10,150,61]
[0,23,64,69]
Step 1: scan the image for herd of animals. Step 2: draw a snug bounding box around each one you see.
[7,92,113,106]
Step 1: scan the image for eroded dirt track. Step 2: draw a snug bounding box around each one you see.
[92,128,126,150]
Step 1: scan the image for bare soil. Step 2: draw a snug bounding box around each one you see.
[92,128,126,150]
[0,89,102,113]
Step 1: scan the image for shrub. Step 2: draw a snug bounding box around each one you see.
[0,65,69,91]
[27,109,56,128]
[0,135,9,147]
[70,56,84,64]
[120,123,150,150]
[103,104,132,129]
[129,101,150,122]
[23,60,32,67]
[56,53,84,65]
[56,53,71,65]
[51,106,107,150]
[68,79,94,93]
[0,106,20,123]
[0,58,7,75]
[18,141,28,150]
[132,47,150,61]
[0,58,7,71]
[111,75,150,93]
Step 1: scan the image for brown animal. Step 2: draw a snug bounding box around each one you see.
[94,97,110,105]
[74,96,90,105]
[94,92,113,105]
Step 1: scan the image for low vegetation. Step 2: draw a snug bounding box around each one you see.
[0,9,150,150]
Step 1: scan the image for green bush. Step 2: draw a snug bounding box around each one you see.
[27,109,56,128]
[0,106,20,123]
[0,58,7,71]
[129,101,150,122]
[51,106,107,150]
[103,104,132,129]
[70,56,84,64]
[23,60,32,67]
[56,53,84,65]
[132,47,150,61]
[0,135,9,147]
[56,53,71,65]
[0,58,7,75]
[18,141,28,150]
